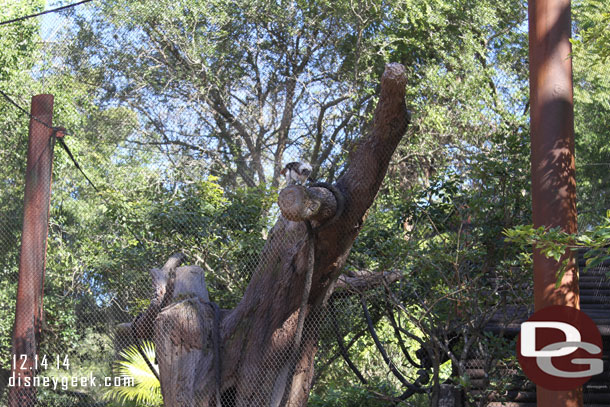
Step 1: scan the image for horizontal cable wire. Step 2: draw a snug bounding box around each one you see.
[0,0,93,27]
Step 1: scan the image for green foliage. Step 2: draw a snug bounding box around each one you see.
[572,0,610,227]
[316,130,530,401]
[573,0,610,62]
[312,310,436,407]
[103,340,162,406]
[34,330,115,403]
[0,0,49,369]
[309,380,411,407]
[504,225,574,263]
[0,1,44,84]
[505,215,610,285]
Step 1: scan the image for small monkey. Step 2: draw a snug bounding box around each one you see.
[281,161,312,185]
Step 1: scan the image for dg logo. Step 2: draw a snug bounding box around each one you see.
[517,305,603,390]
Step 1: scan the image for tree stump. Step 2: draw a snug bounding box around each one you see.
[139,63,411,407]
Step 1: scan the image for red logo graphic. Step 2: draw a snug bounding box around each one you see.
[517,305,603,390]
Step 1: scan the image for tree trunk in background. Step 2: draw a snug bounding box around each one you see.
[145,64,410,407]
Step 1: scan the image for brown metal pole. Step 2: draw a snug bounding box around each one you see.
[528,0,581,405]
[8,95,55,407]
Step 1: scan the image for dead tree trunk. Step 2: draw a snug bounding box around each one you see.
[135,63,410,407]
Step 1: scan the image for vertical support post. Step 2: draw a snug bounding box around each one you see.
[8,95,55,407]
[528,0,581,406]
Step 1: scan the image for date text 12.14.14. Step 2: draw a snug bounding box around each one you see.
[12,354,70,371]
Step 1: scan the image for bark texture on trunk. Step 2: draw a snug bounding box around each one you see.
[142,63,410,407]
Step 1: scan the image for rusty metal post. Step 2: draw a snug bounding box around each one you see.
[8,95,55,407]
[528,0,581,405]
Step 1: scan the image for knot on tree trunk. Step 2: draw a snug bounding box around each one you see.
[278,185,337,223]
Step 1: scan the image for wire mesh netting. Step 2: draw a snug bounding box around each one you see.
[0,1,608,407]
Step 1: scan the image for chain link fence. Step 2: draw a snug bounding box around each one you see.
[2,1,606,407]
